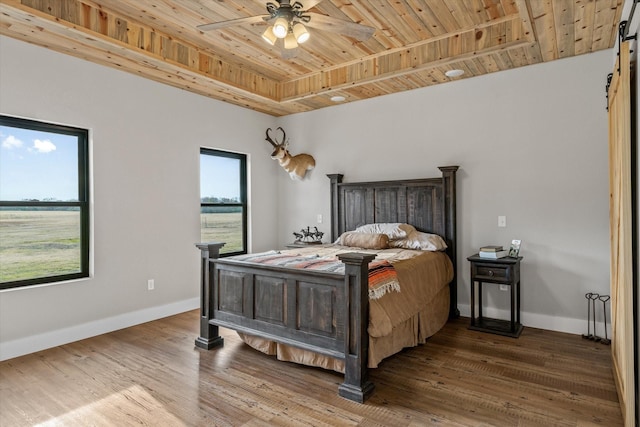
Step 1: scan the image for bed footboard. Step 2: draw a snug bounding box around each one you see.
[195,244,376,403]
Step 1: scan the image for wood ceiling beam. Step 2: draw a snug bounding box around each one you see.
[514,0,537,42]
[280,16,530,102]
[281,40,532,102]
[0,0,282,104]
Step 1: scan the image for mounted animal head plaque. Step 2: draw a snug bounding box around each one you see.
[265,127,315,180]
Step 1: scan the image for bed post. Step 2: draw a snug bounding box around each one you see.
[327,174,344,242]
[438,166,459,318]
[337,252,376,403]
[194,242,225,349]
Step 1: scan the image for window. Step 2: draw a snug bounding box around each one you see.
[200,148,247,256]
[0,116,90,290]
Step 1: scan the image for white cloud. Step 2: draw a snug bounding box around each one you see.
[1,135,23,149]
[32,139,56,153]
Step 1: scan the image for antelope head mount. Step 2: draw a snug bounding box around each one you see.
[265,127,315,180]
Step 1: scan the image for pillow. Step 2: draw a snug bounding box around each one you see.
[389,230,447,251]
[354,223,415,240]
[337,232,389,249]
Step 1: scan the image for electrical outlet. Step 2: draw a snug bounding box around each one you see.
[148,279,155,290]
[499,285,509,291]
[498,216,507,227]
[317,214,323,223]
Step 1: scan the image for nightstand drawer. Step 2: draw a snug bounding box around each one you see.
[473,264,510,282]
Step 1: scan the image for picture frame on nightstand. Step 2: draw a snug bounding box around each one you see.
[508,239,521,257]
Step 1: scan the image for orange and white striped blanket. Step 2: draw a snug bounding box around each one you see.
[230,251,399,300]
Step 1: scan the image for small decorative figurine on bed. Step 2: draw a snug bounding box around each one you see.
[293,226,324,244]
[265,127,315,180]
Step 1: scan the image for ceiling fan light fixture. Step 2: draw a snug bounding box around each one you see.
[284,32,298,49]
[293,23,310,44]
[261,27,278,45]
[273,17,289,38]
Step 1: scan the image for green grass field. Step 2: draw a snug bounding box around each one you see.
[0,210,244,283]
[201,212,243,254]
[0,210,81,283]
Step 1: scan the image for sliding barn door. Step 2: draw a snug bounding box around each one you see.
[608,40,636,427]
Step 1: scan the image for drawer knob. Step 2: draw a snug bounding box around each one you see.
[488,270,494,276]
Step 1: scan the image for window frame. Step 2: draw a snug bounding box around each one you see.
[0,115,90,290]
[199,147,247,257]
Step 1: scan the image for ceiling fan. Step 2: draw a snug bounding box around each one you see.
[197,0,375,57]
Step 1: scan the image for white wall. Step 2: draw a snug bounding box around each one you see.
[0,36,280,360]
[0,31,619,360]
[275,49,613,335]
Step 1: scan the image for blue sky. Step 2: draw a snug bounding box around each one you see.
[0,125,78,201]
[1,124,241,202]
[200,154,240,200]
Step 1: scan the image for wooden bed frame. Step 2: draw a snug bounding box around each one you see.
[194,166,459,403]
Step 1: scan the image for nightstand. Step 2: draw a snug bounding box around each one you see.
[467,254,523,337]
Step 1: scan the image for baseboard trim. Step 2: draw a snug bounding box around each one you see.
[457,304,610,337]
[2,300,607,361]
[0,298,199,361]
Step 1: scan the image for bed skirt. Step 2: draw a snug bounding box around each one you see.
[238,285,449,372]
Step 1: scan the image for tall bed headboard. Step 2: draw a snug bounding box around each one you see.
[327,166,459,317]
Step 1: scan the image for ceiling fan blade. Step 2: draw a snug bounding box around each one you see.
[304,13,375,41]
[197,15,269,31]
[297,0,324,9]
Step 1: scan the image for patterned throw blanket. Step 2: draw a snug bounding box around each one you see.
[230,251,400,300]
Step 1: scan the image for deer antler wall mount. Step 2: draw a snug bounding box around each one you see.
[265,127,315,180]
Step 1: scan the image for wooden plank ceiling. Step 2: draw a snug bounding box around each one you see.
[0,0,624,116]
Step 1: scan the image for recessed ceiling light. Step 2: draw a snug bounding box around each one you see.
[330,95,346,102]
[445,69,464,78]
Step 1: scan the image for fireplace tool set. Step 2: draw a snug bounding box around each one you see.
[582,292,611,345]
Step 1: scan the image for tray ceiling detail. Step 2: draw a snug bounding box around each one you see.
[0,0,624,116]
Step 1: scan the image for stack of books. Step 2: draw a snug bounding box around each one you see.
[478,245,508,259]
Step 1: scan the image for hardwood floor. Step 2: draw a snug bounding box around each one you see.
[0,311,622,426]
